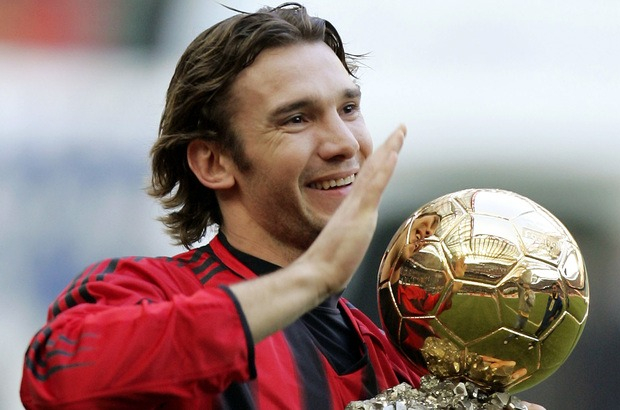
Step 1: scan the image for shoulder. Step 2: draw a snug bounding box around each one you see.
[48,247,223,318]
[75,253,191,283]
[77,245,219,282]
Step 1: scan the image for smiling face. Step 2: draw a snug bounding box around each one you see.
[410,214,441,245]
[219,41,372,263]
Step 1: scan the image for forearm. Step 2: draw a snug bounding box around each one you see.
[230,258,326,342]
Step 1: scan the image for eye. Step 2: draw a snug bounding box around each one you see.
[284,114,305,125]
[341,102,361,119]
[342,103,357,114]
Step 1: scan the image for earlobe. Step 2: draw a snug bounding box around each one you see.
[187,139,235,189]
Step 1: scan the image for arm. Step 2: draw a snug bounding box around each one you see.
[230,125,406,343]
[21,263,254,408]
[21,125,406,408]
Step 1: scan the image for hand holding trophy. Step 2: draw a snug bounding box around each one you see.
[349,189,589,409]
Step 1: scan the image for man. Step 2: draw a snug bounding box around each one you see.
[20,4,544,409]
[535,283,563,337]
[504,278,536,344]
[20,4,415,409]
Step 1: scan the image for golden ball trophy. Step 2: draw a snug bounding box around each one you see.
[348,189,589,409]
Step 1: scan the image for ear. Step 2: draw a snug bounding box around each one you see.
[187,139,235,189]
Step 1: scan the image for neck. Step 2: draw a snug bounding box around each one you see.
[220,225,305,267]
[216,190,319,267]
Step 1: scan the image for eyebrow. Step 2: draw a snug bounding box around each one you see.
[268,86,362,122]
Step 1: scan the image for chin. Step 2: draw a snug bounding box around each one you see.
[313,211,336,229]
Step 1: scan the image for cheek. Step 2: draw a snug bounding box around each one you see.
[357,136,373,162]
[247,152,306,198]
[351,121,373,156]
[361,134,373,156]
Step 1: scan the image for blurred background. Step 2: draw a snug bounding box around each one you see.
[1,0,617,408]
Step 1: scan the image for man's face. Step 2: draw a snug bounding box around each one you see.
[411,214,440,244]
[223,42,372,254]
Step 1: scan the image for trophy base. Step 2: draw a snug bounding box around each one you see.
[346,375,528,410]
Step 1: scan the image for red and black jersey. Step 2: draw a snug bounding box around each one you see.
[21,235,421,409]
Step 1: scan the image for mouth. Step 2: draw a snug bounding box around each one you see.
[308,174,356,190]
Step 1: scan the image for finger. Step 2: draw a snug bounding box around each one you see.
[348,124,406,208]
[303,125,408,292]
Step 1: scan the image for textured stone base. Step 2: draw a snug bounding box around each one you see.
[346,375,527,410]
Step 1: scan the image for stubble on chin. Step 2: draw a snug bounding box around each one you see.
[268,213,325,261]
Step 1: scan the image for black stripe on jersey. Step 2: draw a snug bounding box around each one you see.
[25,326,95,381]
[51,262,99,317]
[169,246,227,285]
[198,264,227,285]
[25,355,93,381]
[173,246,210,267]
[51,258,119,318]
[282,323,332,410]
[219,381,258,410]
[360,346,381,398]
[187,246,216,274]
[29,326,52,370]
[181,245,231,285]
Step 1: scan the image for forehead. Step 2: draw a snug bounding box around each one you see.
[412,214,440,228]
[229,41,356,109]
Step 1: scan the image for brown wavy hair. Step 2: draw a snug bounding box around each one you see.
[148,2,360,248]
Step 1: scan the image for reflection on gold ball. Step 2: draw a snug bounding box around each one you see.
[378,189,589,393]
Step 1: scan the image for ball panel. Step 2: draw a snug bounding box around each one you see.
[467,189,535,219]
[513,210,565,264]
[436,290,502,344]
[559,243,587,289]
[565,290,589,324]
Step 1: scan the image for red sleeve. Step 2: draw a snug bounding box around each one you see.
[397,285,442,314]
[20,258,254,409]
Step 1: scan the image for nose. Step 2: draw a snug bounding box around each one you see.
[415,227,433,240]
[316,113,361,161]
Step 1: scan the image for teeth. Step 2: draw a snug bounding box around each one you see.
[310,174,356,190]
